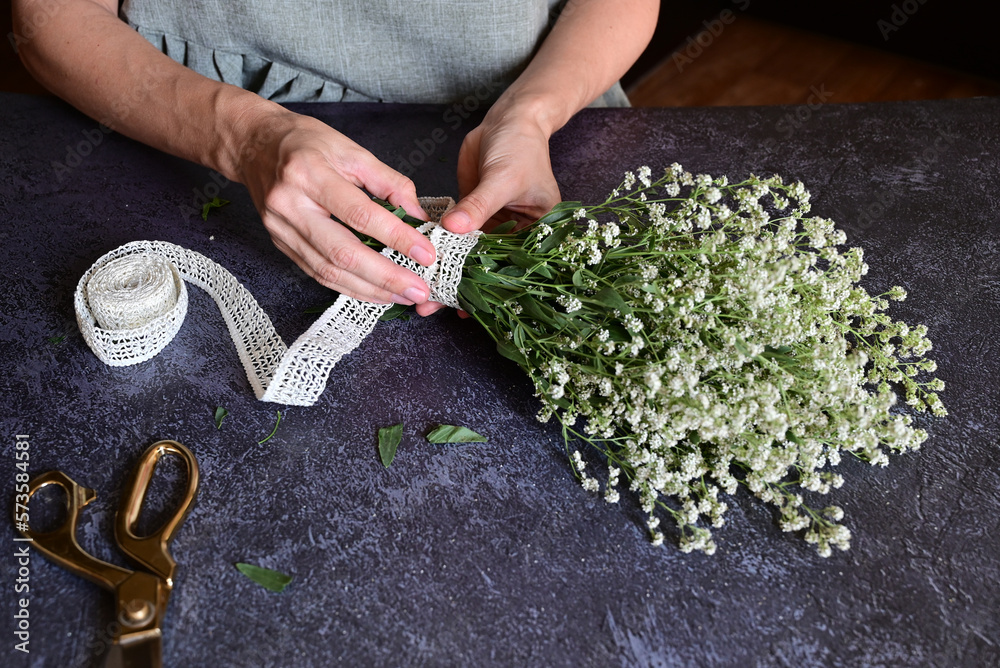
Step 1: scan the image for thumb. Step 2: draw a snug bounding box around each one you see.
[441,181,508,234]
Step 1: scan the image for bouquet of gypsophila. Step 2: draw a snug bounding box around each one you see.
[384,164,946,556]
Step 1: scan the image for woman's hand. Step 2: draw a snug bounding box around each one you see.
[237,109,438,306]
[416,104,561,317]
[443,108,561,234]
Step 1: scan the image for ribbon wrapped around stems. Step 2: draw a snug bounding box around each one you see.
[74,198,479,406]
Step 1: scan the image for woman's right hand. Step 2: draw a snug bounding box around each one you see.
[236,108,437,305]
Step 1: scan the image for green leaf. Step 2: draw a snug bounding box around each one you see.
[201,197,230,221]
[572,269,586,288]
[512,323,526,349]
[426,425,487,443]
[532,263,556,280]
[379,303,409,321]
[47,334,66,345]
[594,287,632,314]
[478,256,500,271]
[456,292,477,316]
[378,423,403,468]
[518,295,557,326]
[458,279,490,314]
[390,205,407,219]
[490,220,518,235]
[257,410,281,444]
[606,324,630,342]
[484,286,517,302]
[612,274,643,288]
[534,201,581,230]
[214,406,228,430]
[496,266,526,278]
[536,222,574,254]
[465,267,506,286]
[496,340,528,366]
[506,250,533,268]
[235,562,293,593]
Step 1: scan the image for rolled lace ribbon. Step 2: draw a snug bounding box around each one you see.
[74,198,481,406]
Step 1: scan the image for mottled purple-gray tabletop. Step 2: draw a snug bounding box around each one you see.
[1,92,998,667]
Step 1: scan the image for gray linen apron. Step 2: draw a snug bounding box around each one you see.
[120,0,630,107]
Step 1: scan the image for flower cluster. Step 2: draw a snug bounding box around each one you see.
[451,165,945,556]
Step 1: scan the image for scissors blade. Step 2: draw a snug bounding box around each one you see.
[102,635,162,668]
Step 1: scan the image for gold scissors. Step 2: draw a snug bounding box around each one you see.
[17,440,199,668]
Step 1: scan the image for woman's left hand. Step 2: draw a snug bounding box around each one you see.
[416,107,561,317]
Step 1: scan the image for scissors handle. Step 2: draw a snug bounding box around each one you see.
[17,471,132,592]
[115,440,199,588]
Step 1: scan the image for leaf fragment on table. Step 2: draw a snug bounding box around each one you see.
[214,406,228,430]
[258,410,282,444]
[201,197,230,221]
[426,425,487,444]
[378,423,403,468]
[47,334,66,345]
[235,562,293,593]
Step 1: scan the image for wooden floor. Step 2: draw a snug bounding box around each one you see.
[2,11,998,107]
[627,16,1000,107]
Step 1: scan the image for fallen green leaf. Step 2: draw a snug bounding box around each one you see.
[235,562,293,593]
[258,410,281,444]
[214,406,228,430]
[201,197,230,221]
[378,423,403,468]
[426,425,487,444]
[47,334,66,345]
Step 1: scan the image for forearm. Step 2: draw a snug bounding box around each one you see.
[492,0,658,136]
[12,0,281,181]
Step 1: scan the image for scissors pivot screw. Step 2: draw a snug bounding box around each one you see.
[120,598,154,627]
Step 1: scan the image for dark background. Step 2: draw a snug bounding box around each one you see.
[622,0,999,87]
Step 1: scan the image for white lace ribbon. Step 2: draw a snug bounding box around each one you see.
[74,198,481,406]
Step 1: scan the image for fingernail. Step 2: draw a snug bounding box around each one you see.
[445,210,471,231]
[409,245,434,266]
[391,294,415,306]
[403,286,427,303]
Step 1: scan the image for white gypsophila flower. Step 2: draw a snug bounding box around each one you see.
[463,163,944,557]
[556,293,583,313]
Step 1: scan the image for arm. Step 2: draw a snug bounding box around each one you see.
[12,0,437,306]
[440,0,659,234]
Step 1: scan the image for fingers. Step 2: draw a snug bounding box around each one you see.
[245,122,440,304]
[441,121,561,235]
[307,151,436,268]
[415,301,447,317]
[263,194,430,305]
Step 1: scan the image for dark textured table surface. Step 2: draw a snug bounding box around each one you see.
[1,92,998,667]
